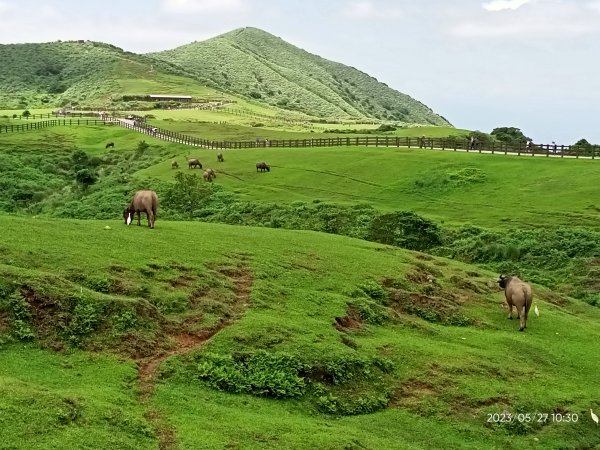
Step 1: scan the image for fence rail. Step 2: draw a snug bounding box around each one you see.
[1,116,598,159]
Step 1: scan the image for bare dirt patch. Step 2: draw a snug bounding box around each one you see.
[334,305,363,331]
[389,379,437,409]
[388,289,473,326]
[137,267,253,398]
[144,409,176,450]
[136,266,253,449]
[168,275,195,289]
[449,275,492,294]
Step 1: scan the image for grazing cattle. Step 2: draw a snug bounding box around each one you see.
[123,190,159,229]
[105,142,115,148]
[217,152,224,162]
[188,159,202,169]
[498,275,533,331]
[171,160,179,169]
[206,168,216,179]
[203,171,215,182]
[256,162,270,172]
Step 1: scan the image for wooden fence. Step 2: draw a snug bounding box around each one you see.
[0,119,108,133]
[2,117,599,159]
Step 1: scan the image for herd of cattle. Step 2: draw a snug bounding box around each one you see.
[121,149,534,333]
[169,152,270,182]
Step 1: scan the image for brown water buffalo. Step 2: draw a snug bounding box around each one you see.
[188,159,202,169]
[123,190,158,229]
[498,275,533,331]
[256,162,270,172]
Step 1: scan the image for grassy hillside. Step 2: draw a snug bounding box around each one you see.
[140,143,600,230]
[0,40,229,110]
[151,27,450,125]
[1,122,597,230]
[0,30,451,127]
[0,215,599,449]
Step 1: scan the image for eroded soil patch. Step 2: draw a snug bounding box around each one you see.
[136,265,253,449]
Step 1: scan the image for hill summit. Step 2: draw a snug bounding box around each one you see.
[150,27,450,124]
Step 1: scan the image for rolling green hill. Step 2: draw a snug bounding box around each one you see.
[150,27,451,124]
[0,29,450,127]
[0,40,228,110]
[0,215,598,449]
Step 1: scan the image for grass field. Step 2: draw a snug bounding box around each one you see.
[139,144,600,230]
[0,215,598,449]
[3,122,600,230]
[2,118,600,449]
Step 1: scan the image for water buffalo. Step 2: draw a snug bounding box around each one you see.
[256,162,270,172]
[203,171,214,182]
[188,159,202,169]
[171,160,179,169]
[217,152,224,162]
[123,190,158,229]
[498,275,533,331]
[206,168,216,179]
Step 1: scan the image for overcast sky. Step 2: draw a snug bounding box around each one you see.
[1,0,598,144]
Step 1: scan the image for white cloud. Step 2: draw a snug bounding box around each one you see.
[0,2,12,14]
[452,20,596,38]
[342,1,403,20]
[450,0,600,38]
[483,0,530,12]
[161,0,248,14]
[588,1,600,14]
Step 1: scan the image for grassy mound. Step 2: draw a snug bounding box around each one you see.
[0,216,598,448]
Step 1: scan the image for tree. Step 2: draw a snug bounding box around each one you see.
[164,172,214,218]
[573,138,592,149]
[490,127,531,145]
[75,169,97,190]
[22,110,31,119]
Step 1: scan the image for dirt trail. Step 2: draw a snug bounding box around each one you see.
[137,267,252,449]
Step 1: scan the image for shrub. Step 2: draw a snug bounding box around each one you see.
[367,211,442,251]
[196,351,306,398]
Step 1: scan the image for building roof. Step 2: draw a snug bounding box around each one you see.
[148,94,192,99]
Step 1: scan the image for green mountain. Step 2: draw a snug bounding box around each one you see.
[0,40,225,109]
[151,27,449,124]
[0,29,449,125]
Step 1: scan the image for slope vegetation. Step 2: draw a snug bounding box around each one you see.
[0,40,224,109]
[0,215,598,449]
[151,27,450,124]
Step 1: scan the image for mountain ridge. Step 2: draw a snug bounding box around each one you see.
[0,28,450,126]
[151,27,450,124]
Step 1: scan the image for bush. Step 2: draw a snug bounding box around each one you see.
[6,291,34,340]
[367,211,442,251]
[196,351,306,398]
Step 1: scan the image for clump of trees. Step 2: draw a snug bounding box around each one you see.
[491,127,531,145]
